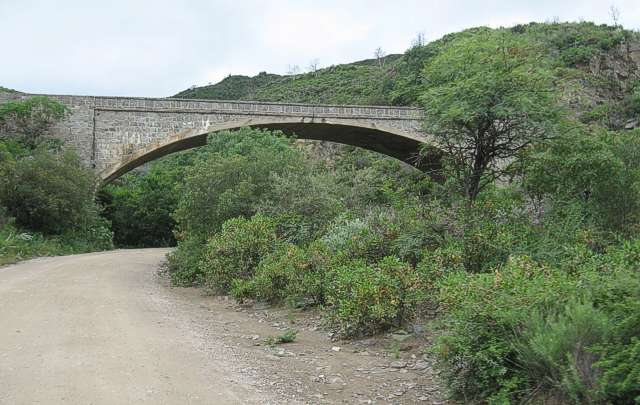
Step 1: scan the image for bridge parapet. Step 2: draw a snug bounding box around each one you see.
[27,94,423,120]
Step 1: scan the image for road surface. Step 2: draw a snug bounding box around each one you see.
[0,249,268,405]
[0,249,446,404]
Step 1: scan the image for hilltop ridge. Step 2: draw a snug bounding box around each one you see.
[176,22,640,131]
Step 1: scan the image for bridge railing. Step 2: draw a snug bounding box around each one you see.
[6,93,424,121]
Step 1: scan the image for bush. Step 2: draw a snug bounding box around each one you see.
[513,301,610,403]
[166,235,207,286]
[523,128,640,236]
[199,214,280,293]
[172,132,304,240]
[232,242,334,306]
[588,241,640,403]
[321,210,400,264]
[257,169,345,245]
[0,96,69,147]
[433,244,640,403]
[0,146,101,235]
[326,256,424,337]
[433,256,580,402]
[101,160,180,248]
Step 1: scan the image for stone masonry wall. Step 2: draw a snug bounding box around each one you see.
[0,93,426,174]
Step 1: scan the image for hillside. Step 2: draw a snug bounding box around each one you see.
[175,54,402,105]
[4,20,640,404]
[176,22,640,131]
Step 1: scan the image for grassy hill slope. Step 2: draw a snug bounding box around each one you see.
[176,22,640,131]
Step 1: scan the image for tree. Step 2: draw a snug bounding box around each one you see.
[0,146,99,234]
[609,4,621,27]
[419,30,561,201]
[411,32,426,48]
[172,129,303,239]
[287,64,301,80]
[374,47,386,69]
[308,59,320,77]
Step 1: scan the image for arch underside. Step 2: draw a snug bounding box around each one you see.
[100,121,441,183]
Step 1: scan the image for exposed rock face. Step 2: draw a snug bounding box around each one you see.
[589,41,640,85]
[562,40,640,130]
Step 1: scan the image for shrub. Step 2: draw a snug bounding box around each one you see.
[595,339,640,403]
[233,242,334,306]
[321,210,399,263]
[588,241,640,403]
[172,135,304,240]
[326,256,423,337]
[257,169,345,244]
[513,301,610,403]
[433,256,580,402]
[433,244,640,403]
[523,128,640,236]
[0,146,101,235]
[0,96,69,147]
[200,214,280,293]
[101,161,180,248]
[166,235,208,286]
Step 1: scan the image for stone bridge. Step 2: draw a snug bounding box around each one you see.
[0,93,433,183]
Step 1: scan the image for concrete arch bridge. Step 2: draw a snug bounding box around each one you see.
[0,93,437,183]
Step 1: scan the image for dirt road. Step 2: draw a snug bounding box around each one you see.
[0,249,444,404]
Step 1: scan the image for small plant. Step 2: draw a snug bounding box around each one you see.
[287,312,296,325]
[265,329,298,347]
[389,341,401,360]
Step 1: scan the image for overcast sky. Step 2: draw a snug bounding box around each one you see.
[1,0,639,97]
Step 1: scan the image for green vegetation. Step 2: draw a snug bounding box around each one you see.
[0,97,112,265]
[16,20,637,404]
[175,55,402,105]
[200,214,280,294]
[420,29,561,200]
[264,329,298,346]
[0,96,69,147]
[175,72,280,100]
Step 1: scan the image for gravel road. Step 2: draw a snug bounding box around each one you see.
[0,249,445,405]
[0,249,272,404]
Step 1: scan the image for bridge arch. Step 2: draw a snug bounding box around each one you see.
[99,118,438,183]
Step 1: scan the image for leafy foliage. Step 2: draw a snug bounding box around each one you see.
[101,160,181,247]
[172,130,302,239]
[326,256,424,337]
[0,96,69,147]
[434,243,640,403]
[199,214,280,294]
[109,22,640,405]
[0,146,99,235]
[233,242,333,306]
[0,96,112,263]
[420,29,561,200]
